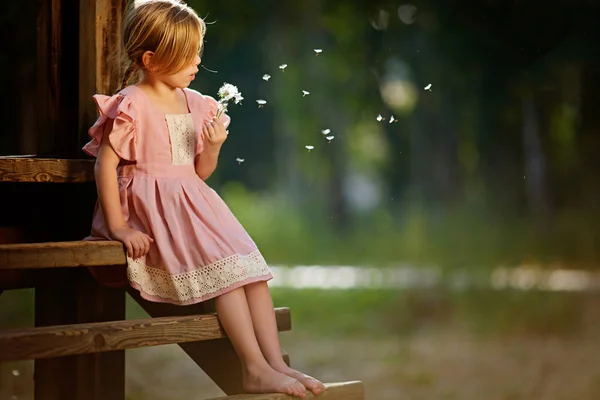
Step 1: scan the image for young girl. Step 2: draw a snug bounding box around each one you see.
[82,0,325,397]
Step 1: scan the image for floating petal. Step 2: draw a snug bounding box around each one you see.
[305,145,314,151]
[279,64,288,71]
[302,90,310,97]
[326,136,335,142]
[424,83,432,91]
[236,158,245,164]
[321,128,331,135]
[377,114,384,122]
[314,49,323,55]
[263,74,271,81]
[256,99,267,108]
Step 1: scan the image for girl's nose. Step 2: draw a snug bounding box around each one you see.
[194,55,201,65]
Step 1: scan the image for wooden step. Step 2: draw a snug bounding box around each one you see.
[0,307,290,361]
[207,381,364,400]
[0,240,126,270]
[0,156,95,183]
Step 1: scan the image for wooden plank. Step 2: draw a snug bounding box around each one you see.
[0,157,95,183]
[206,381,365,400]
[128,288,291,395]
[75,269,126,400]
[0,307,291,361]
[0,241,126,270]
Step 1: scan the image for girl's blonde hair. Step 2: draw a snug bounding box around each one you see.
[119,0,206,90]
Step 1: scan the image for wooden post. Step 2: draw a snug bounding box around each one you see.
[79,0,127,150]
[36,0,80,157]
[33,269,79,400]
[75,269,126,400]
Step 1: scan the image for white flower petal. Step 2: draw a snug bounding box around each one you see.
[305,145,314,151]
[314,49,323,55]
[302,90,310,96]
[377,114,384,122]
[326,136,335,142]
[263,74,271,81]
[424,83,432,91]
[321,128,331,135]
[279,64,288,70]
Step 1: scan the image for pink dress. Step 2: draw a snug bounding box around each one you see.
[82,85,273,305]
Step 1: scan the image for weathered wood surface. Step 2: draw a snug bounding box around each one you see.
[0,307,291,361]
[207,381,365,400]
[36,0,80,157]
[33,269,80,400]
[75,270,126,400]
[0,157,95,183]
[0,241,125,269]
[129,288,291,395]
[79,0,126,146]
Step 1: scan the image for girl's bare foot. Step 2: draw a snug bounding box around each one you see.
[271,364,326,396]
[243,364,307,398]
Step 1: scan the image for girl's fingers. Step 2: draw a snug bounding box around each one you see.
[125,241,134,258]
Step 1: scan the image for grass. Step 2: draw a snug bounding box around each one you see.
[269,287,600,338]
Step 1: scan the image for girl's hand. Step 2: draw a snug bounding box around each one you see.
[203,117,228,148]
[110,226,154,259]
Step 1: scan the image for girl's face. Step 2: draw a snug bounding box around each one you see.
[161,54,201,89]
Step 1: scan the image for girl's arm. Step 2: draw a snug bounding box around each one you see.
[194,145,221,180]
[195,117,227,180]
[94,121,153,258]
[95,121,127,234]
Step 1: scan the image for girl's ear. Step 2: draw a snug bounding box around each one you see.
[141,50,155,70]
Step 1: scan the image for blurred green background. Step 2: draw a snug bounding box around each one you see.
[2,1,600,399]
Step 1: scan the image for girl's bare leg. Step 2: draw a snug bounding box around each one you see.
[214,287,306,398]
[244,281,326,395]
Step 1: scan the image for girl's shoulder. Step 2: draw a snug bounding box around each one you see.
[184,88,230,127]
[184,87,219,110]
[92,85,146,114]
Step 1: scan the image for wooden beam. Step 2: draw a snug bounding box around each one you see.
[128,288,291,395]
[33,269,79,400]
[0,157,95,183]
[75,269,126,400]
[0,241,126,270]
[79,0,126,148]
[0,307,290,361]
[206,381,365,400]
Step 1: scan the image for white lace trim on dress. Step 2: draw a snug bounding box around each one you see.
[127,250,273,303]
[165,114,195,165]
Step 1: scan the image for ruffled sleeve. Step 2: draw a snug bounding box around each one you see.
[82,93,137,160]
